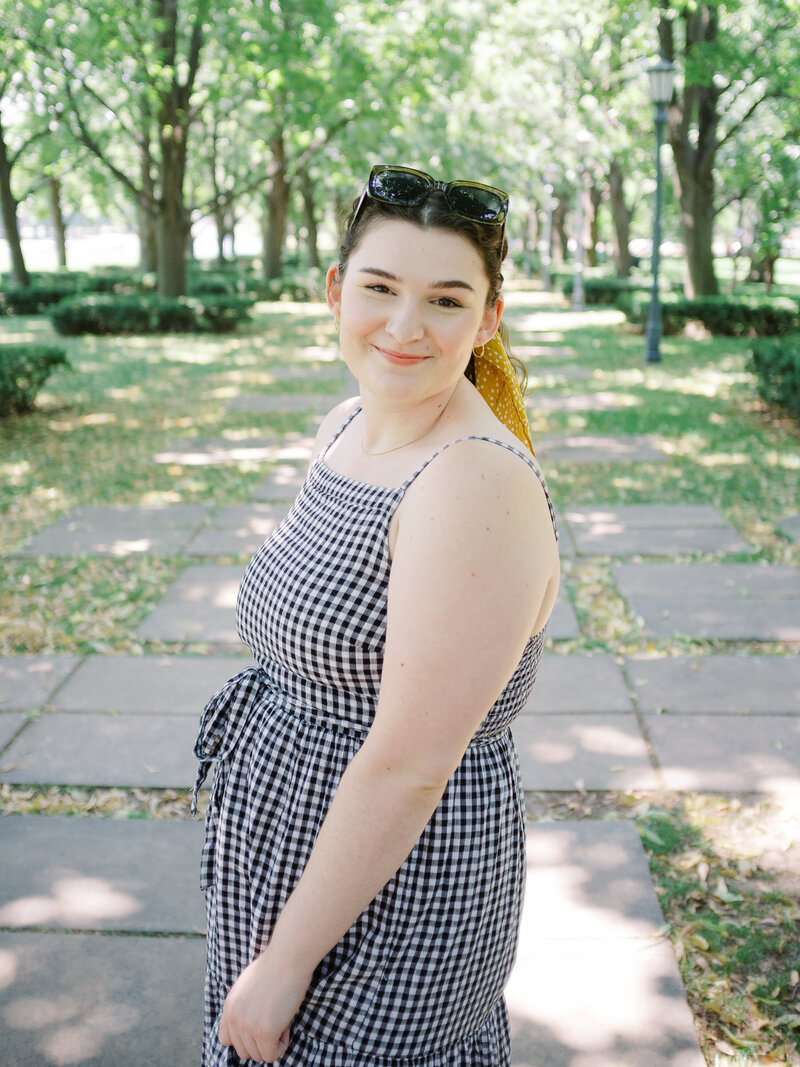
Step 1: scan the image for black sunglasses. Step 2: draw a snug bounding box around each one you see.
[351,164,509,233]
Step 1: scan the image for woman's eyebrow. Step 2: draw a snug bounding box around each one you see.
[358,267,475,292]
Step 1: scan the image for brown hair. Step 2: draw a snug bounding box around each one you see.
[335,186,525,390]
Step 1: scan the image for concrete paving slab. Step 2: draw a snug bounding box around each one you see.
[0,931,204,1067]
[14,504,208,557]
[0,657,82,711]
[264,353,345,379]
[184,502,289,555]
[537,435,668,464]
[134,565,245,645]
[565,505,750,555]
[614,563,800,640]
[0,816,205,933]
[553,520,576,557]
[227,391,333,414]
[0,712,29,750]
[523,822,664,940]
[153,436,280,465]
[513,714,658,791]
[524,654,633,713]
[508,939,703,1067]
[252,461,309,502]
[529,366,595,384]
[0,713,197,788]
[51,655,253,714]
[545,589,581,640]
[627,654,800,714]
[529,391,623,413]
[778,511,800,544]
[647,714,800,794]
[516,345,577,359]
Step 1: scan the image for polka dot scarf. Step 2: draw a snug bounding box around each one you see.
[473,333,534,454]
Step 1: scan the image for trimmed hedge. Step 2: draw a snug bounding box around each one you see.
[560,276,651,307]
[49,293,256,335]
[0,344,70,415]
[748,334,800,419]
[626,292,800,337]
[0,280,82,315]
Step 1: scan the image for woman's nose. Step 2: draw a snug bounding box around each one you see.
[386,299,424,343]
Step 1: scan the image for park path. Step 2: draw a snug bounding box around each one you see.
[2,291,799,1065]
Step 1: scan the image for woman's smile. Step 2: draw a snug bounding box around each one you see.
[374,345,430,367]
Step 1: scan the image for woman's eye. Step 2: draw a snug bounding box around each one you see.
[367,283,392,294]
[435,296,463,308]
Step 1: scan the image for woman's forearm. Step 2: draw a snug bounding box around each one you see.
[265,741,448,977]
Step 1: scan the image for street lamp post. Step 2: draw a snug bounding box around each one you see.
[542,163,557,292]
[571,129,592,312]
[645,56,676,364]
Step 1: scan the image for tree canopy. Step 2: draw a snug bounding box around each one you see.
[1,0,798,295]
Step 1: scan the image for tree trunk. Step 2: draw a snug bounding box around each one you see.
[48,177,68,270]
[0,113,30,287]
[661,7,720,297]
[265,134,290,280]
[299,168,319,269]
[748,253,777,289]
[139,149,158,273]
[675,162,718,296]
[607,158,633,277]
[587,184,601,268]
[156,99,189,297]
[552,195,568,267]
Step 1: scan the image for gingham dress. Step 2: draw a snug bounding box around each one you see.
[193,409,557,1067]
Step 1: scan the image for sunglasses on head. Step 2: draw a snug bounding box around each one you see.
[351,164,509,234]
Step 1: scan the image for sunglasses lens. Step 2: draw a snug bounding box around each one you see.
[370,168,430,204]
[447,184,506,223]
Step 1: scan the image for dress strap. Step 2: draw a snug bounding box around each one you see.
[320,404,361,458]
[400,435,558,540]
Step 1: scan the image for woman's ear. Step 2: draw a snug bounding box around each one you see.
[473,297,504,349]
[326,264,342,323]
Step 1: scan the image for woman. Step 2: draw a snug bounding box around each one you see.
[193,164,560,1066]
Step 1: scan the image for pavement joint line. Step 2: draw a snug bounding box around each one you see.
[617,658,667,788]
[0,709,39,753]
[0,925,205,939]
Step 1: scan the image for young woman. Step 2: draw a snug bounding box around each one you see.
[193,164,560,1066]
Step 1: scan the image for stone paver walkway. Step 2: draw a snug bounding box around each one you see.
[563,505,751,556]
[536,434,668,464]
[614,562,800,640]
[0,816,703,1066]
[4,301,799,1066]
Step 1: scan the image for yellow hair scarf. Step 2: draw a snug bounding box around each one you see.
[472,333,534,454]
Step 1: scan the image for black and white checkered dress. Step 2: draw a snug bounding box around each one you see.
[193,409,557,1067]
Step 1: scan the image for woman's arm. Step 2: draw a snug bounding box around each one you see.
[219,441,559,1062]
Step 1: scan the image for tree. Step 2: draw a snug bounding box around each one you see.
[654,0,800,296]
[55,0,211,295]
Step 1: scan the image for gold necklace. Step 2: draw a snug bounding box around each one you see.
[360,397,452,457]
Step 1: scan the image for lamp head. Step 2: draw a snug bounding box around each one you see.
[648,57,675,107]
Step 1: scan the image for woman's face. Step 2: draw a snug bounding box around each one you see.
[326,219,502,406]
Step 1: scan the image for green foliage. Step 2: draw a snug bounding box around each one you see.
[0,280,82,315]
[260,267,325,303]
[561,276,652,307]
[0,344,70,416]
[626,292,800,336]
[49,293,255,335]
[748,334,800,418]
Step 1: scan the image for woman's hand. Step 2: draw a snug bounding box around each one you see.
[218,948,312,1063]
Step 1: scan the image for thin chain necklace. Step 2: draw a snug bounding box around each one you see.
[360,393,454,457]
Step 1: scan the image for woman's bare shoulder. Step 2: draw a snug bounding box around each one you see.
[312,395,361,457]
[396,435,557,553]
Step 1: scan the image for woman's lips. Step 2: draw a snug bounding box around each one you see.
[376,346,429,366]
